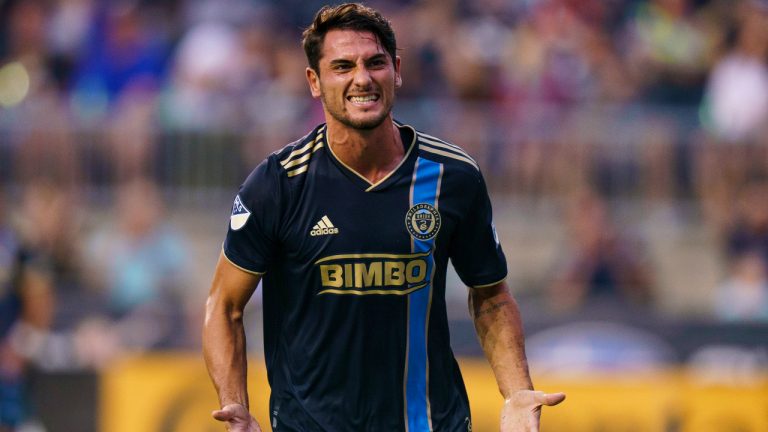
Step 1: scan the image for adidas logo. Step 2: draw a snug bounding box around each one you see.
[310,215,339,236]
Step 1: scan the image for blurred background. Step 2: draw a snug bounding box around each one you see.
[1,0,767,430]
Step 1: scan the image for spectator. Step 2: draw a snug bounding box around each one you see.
[703,0,768,144]
[694,1,768,228]
[70,2,171,120]
[624,0,717,105]
[548,189,655,312]
[14,180,82,308]
[714,249,768,321]
[47,0,95,90]
[84,178,189,355]
[0,0,81,189]
[159,21,247,130]
[0,189,54,431]
[725,179,768,268]
[0,0,765,336]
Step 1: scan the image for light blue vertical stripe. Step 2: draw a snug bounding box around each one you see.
[406,157,441,431]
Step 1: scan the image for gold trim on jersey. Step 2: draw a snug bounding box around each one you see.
[221,248,266,276]
[314,251,431,265]
[317,282,428,296]
[287,165,309,177]
[471,276,507,289]
[280,126,326,166]
[417,134,478,166]
[417,141,479,171]
[324,122,418,191]
[281,128,326,178]
[417,133,478,167]
[283,142,324,169]
[285,141,325,177]
[365,123,418,191]
[417,132,470,154]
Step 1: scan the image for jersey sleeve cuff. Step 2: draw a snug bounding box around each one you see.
[222,247,266,276]
[468,273,507,289]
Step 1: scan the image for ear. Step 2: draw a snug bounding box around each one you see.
[306,67,321,98]
[394,56,402,89]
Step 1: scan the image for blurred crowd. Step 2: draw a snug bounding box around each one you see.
[1,0,768,427]
[1,0,766,183]
[1,0,768,419]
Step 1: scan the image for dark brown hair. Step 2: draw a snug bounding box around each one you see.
[302,3,397,74]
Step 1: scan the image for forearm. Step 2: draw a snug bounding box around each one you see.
[203,295,250,408]
[470,284,532,398]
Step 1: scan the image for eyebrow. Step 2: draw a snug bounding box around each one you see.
[328,53,389,66]
[366,54,389,63]
[329,59,355,67]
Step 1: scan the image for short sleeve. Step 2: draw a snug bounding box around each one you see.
[448,173,507,288]
[223,157,283,274]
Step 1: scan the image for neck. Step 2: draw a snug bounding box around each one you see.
[326,115,405,184]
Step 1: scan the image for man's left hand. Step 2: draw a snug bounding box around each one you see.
[499,390,565,431]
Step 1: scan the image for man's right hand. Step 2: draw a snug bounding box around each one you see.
[212,403,262,432]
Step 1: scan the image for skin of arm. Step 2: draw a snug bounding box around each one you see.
[469,281,533,396]
[469,281,565,431]
[203,252,262,430]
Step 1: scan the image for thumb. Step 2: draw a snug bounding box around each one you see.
[212,403,246,422]
[535,391,566,406]
[212,408,234,421]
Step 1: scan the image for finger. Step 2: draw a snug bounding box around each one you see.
[536,392,566,406]
[212,409,233,421]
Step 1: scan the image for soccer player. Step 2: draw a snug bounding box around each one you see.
[202,3,565,431]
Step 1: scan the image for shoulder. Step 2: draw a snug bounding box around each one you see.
[237,124,326,207]
[269,124,327,179]
[407,125,482,182]
[242,124,326,187]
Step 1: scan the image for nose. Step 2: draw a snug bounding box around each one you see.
[352,64,372,88]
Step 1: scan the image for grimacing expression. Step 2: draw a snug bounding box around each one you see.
[308,29,402,130]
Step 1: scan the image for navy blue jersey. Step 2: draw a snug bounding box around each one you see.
[224,122,506,431]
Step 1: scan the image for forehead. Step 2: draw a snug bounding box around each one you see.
[320,29,386,61]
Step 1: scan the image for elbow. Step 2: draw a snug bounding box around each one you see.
[204,293,243,329]
[469,281,519,321]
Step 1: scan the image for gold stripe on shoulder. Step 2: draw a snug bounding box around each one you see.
[280,130,325,167]
[284,141,324,177]
[280,139,314,166]
[418,143,479,171]
[417,132,467,153]
[283,152,312,169]
[287,164,309,177]
[417,134,476,162]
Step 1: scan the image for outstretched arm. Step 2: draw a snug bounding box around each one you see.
[469,281,565,431]
[203,252,262,432]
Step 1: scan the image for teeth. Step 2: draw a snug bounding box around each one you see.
[350,95,377,103]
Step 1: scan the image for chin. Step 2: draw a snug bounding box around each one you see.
[338,111,390,130]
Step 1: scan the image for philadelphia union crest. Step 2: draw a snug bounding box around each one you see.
[405,203,441,240]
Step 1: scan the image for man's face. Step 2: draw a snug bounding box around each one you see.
[307,29,401,130]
